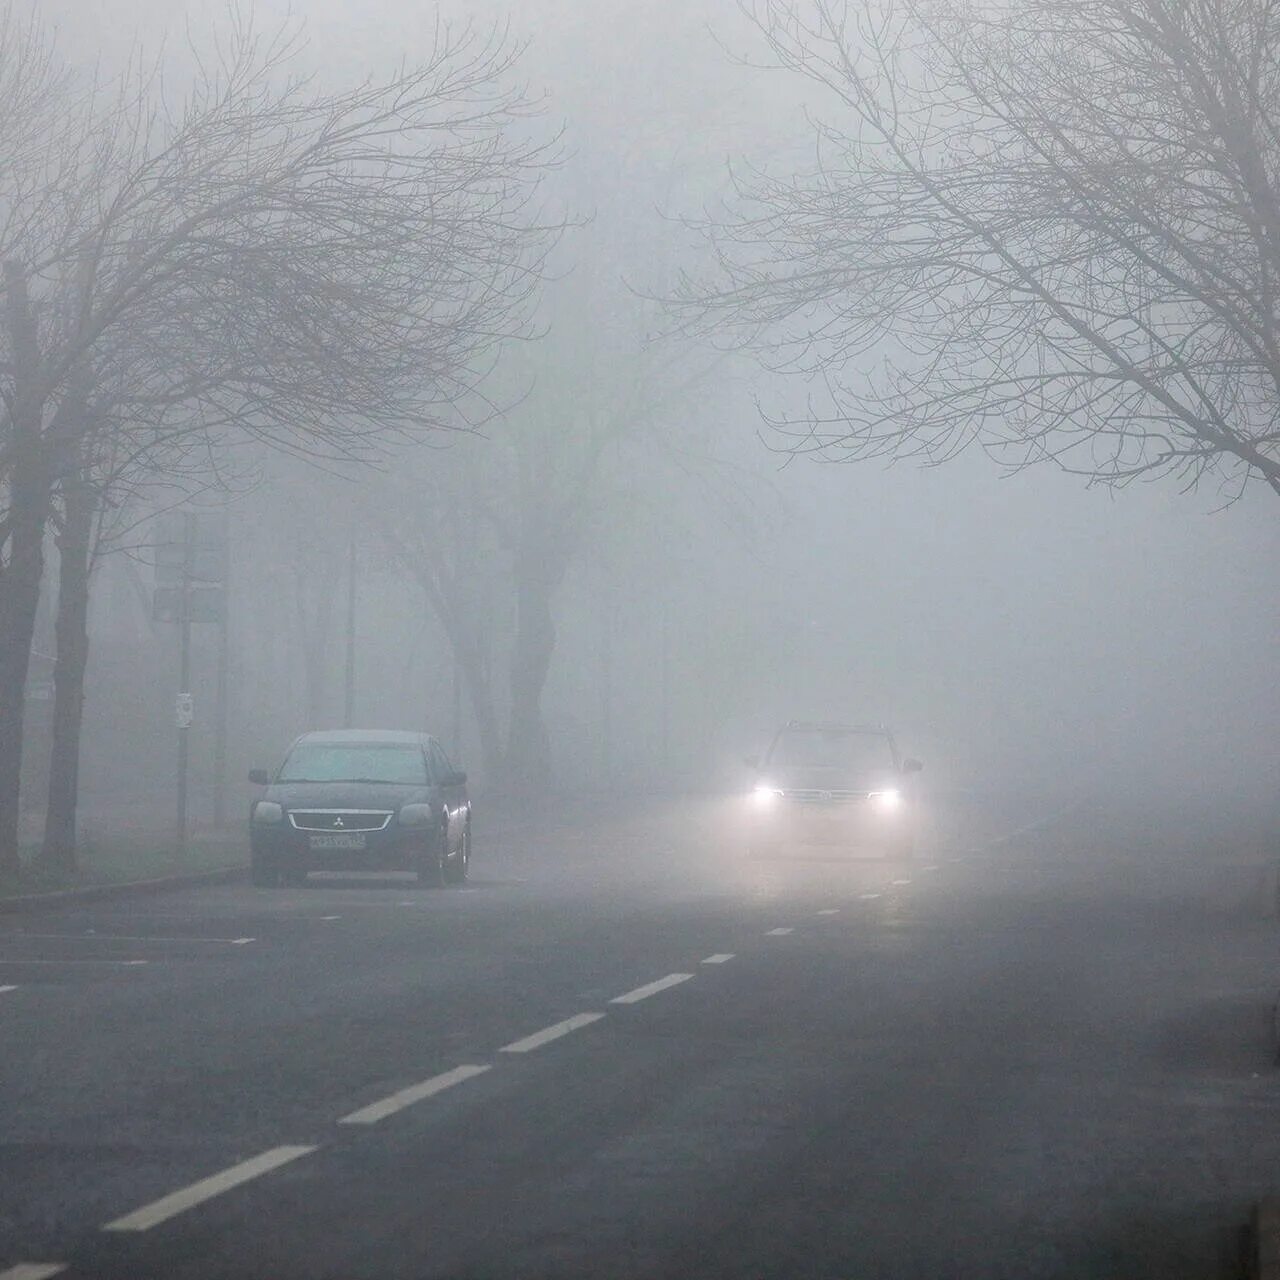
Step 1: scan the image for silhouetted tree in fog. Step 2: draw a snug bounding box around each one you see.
[687,0,1280,499]
[0,6,558,877]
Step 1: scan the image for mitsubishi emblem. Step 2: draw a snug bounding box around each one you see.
[333,815,345,828]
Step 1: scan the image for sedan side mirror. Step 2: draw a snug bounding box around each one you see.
[903,758,924,774]
[248,768,271,786]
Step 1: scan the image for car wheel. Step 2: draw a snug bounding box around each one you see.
[418,825,449,888]
[250,856,278,888]
[448,822,471,884]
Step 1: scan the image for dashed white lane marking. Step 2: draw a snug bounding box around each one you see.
[104,1145,316,1232]
[765,927,793,936]
[858,893,881,900]
[319,916,341,921]
[5,934,253,945]
[0,984,17,994]
[610,973,693,1005]
[0,959,148,967]
[816,909,840,916]
[948,857,964,863]
[891,879,912,886]
[0,1264,68,1280]
[500,1012,605,1054]
[340,1064,491,1125]
[701,954,735,964]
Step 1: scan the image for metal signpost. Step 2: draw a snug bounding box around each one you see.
[153,511,228,854]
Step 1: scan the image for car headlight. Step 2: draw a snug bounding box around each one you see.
[252,800,283,825]
[870,788,902,813]
[398,803,434,827]
[750,784,783,810]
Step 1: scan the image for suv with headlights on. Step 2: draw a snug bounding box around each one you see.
[745,721,922,858]
[248,730,470,887]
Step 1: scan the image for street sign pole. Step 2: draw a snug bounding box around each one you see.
[176,512,193,855]
[213,545,229,828]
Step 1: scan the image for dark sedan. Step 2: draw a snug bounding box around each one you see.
[247,730,471,887]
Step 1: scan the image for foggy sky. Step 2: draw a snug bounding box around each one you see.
[40,0,1280,810]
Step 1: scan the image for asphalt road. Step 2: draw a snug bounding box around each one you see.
[2,793,1279,1279]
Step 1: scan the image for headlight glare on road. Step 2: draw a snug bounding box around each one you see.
[871,788,903,813]
[751,784,783,810]
[252,800,283,825]
[399,803,433,827]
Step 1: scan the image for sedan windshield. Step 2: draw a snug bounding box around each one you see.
[277,744,428,785]
[767,729,895,773]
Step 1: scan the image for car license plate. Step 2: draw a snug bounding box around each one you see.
[309,833,367,850]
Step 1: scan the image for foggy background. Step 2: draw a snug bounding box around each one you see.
[22,0,1280,838]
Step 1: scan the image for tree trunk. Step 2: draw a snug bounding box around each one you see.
[37,469,94,877]
[0,261,50,879]
[504,563,557,796]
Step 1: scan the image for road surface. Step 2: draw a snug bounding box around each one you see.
[2,794,1278,1278]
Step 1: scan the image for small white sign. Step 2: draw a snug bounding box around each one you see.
[175,692,194,729]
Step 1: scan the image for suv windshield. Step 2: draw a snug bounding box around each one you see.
[767,728,895,773]
[277,743,428,785]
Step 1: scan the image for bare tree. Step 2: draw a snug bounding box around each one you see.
[685,0,1280,501]
[0,7,559,876]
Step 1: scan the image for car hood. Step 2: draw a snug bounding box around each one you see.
[763,766,900,792]
[263,781,432,810]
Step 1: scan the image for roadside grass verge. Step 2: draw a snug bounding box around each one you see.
[0,830,245,900]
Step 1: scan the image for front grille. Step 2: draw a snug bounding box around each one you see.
[288,810,393,832]
[783,789,868,804]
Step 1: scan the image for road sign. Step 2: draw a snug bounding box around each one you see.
[153,512,228,587]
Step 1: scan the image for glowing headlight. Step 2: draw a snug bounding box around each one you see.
[398,803,434,827]
[252,800,283,825]
[870,788,903,813]
[751,784,783,810]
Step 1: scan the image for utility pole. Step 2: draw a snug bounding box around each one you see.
[600,588,613,793]
[343,530,357,728]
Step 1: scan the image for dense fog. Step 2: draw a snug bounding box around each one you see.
[11,0,1280,856]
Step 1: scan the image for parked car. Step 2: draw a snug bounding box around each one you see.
[745,720,922,858]
[248,729,470,887]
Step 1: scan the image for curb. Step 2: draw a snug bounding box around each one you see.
[0,864,247,914]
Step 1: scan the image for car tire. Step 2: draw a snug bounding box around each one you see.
[250,856,278,888]
[418,825,449,888]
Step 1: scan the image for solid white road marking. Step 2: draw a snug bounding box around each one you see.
[499,1013,605,1054]
[816,909,840,916]
[610,973,693,1005]
[765,927,793,936]
[103,1145,316,1232]
[858,893,881,900]
[0,959,148,967]
[4,934,252,946]
[0,1264,68,1280]
[701,954,735,964]
[339,1064,491,1125]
